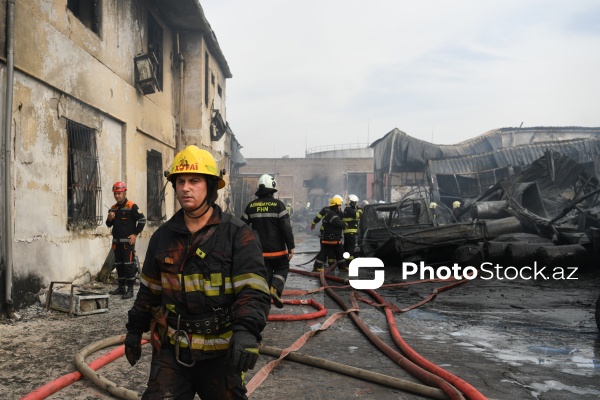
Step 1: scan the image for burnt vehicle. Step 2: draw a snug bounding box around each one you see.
[357,198,436,260]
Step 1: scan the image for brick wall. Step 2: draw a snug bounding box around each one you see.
[239,157,374,212]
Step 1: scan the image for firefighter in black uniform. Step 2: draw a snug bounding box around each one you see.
[242,174,295,308]
[342,194,362,263]
[310,194,343,272]
[124,145,270,399]
[106,181,146,299]
[312,196,348,272]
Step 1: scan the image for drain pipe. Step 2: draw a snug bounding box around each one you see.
[176,32,184,151]
[3,0,16,319]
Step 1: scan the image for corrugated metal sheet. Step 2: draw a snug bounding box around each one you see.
[428,138,600,175]
[372,127,600,172]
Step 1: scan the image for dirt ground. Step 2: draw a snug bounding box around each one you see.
[1,230,599,400]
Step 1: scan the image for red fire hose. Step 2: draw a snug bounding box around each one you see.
[367,287,488,400]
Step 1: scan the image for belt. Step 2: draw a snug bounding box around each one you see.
[112,238,130,243]
[167,306,233,336]
[321,240,342,245]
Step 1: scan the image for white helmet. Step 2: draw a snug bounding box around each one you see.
[257,174,276,190]
[348,194,359,203]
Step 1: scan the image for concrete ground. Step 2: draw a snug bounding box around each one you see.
[0,229,599,399]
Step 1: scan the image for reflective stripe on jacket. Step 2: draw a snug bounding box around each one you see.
[321,209,345,242]
[241,196,295,258]
[342,206,362,235]
[311,206,330,232]
[106,199,146,239]
[127,205,270,357]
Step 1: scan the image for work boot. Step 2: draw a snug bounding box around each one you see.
[270,286,284,309]
[110,286,126,295]
[122,287,134,299]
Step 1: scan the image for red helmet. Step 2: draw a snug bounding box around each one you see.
[112,181,127,192]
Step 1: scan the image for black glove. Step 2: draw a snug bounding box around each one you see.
[229,330,259,372]
[124,332,142,366]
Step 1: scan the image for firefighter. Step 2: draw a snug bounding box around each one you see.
[106,182,146,299]
[310,194,343,272]
[124,145,271,400]
[453,200,462,221]
[242,174,295,309]
[342,194,362,263]
[312,196,348,272]
[429,201,438,224]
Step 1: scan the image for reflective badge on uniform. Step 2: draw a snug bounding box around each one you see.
[210,273,222,287]
[196,248,207,259]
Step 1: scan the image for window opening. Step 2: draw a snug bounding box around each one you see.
[67,0,100,34]
[148,14,163,90]
[67,120,102,228]
[146,150,164,221]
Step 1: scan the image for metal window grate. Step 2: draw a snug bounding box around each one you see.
[67,120,102,227]
[146,150,164,221]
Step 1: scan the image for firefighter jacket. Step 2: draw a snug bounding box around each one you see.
[106,199,146,240]
[342,205,362,236]
[241,196,295,259]
[126,205,271,359]
[311,206,330,232]
[321,208,345,242]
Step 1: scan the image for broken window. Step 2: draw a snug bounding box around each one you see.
[147,14,163,90]
[67,0,100,34]
[146,149,164,222]
[67,120,102,228]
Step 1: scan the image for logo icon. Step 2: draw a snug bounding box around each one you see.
[348,255,385,289]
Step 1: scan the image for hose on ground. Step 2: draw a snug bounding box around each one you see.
[73,333,150,400]
[20,336,136,400]
[366,288,487,400]
[318,271,466,400]
[259,345,448,400]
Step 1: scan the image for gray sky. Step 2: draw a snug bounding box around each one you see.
[201,1,600,159]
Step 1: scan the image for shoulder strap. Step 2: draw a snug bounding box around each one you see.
[222,212,244,228]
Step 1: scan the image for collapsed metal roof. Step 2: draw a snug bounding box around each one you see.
[371,127,600,172]
[428,137,600,175]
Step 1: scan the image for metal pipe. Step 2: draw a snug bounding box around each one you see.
[3,0,16,318]
[176,32,185,151]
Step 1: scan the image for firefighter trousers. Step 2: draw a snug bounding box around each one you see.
[141,342,247,400]
[112,242,136,288]
[265,257,289,295]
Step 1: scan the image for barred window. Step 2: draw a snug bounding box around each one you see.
[147,149,164,222]
[67,120,102,228]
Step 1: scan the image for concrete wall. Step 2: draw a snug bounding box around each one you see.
[0,0,233,308]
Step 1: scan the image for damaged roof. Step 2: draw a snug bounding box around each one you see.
[151,0,232,78]
[371,127,600,172]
